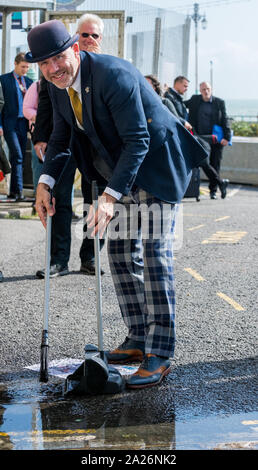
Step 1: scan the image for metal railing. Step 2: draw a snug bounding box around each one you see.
[229,115,258,123]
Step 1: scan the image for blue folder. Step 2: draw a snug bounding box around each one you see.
[212,124,233,146]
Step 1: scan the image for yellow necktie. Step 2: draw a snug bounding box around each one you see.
[68,87,83,127]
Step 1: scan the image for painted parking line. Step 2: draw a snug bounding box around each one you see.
[214,216,230,222]
[183,271,245,311]
[202,231,247,244]
[188,224,205,231]
[242,420,258,426]
[217,292,245,311]
[0,429,96,437]
[199,185,242,198]
[184,268,205,281]
[227,186,242,197]
[200,186,210,196]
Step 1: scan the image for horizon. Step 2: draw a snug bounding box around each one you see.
[193,97,258,102]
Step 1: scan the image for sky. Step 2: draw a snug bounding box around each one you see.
[139,0,258,100]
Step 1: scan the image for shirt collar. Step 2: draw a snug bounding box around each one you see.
[13,71,24,81]
[68,66,81,94]
[172,87,184,101]
[201,95,213,103]
[172,87,182,97]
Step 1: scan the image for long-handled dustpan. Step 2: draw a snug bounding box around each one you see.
[39,207,52,382]
[64,181,124,396]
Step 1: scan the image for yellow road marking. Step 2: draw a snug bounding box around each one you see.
[242,420,258,426]
[217,292,245,311]
[215,216,230,222]
[202,231,247,244]
[188,224,205,231]
[0,429,96,437]
[200,186,210,195]
[184,268,205,281]
[37,429,96,435]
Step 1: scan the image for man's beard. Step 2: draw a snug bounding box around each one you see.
[48,67,75,89]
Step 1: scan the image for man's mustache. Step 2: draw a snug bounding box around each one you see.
[49,70,65,78]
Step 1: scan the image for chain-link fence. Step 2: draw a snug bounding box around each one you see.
[48,9,124,58]
[56,0,190,87]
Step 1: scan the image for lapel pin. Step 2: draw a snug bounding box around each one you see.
[85,87,90,93]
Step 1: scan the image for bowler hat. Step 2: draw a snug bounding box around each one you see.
[25,20,79,63]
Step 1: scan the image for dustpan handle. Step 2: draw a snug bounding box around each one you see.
[43,192,52,332]
[92,181,104,353]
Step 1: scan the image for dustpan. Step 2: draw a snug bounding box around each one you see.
[64,181,124,396]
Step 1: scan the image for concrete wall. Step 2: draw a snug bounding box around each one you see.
[201,136,258,186]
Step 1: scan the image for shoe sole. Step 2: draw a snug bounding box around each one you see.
[80,269,95,275]
[36,270,69,279]
[107,351,144,364]
[50,270,69,278]
[80,269,105,275]
[108,356,143,364]
[126,366,171,389]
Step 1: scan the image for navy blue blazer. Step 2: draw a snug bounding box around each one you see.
[44,51,208,203]
[0,72,33,132]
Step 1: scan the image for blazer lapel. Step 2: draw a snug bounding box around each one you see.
[211,97,219,125]
[13,74,21,112]
[81,76,93,130]
[58,88,76,127]
[9,73,18,107]
[80,51,94,130]
[79,52,115,172]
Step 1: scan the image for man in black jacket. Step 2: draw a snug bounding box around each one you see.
[165,78,229,199]
[164,76,192,130]
[184,81,231,199]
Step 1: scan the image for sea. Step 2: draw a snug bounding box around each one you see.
[226,99,258,120]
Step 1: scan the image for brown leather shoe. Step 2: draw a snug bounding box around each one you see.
[106,337,145,364]
[126,354,171,389]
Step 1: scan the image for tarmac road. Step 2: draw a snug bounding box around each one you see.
[0,183,257,452]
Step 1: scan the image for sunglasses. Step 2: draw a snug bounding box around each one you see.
[80,33,100,39]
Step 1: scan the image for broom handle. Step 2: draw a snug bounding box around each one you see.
[92,181,104,353]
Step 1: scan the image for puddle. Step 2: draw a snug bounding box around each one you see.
[0,371,257,450]
[174,413,258,450]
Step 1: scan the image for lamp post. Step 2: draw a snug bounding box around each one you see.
[190,3,207,94]
[210,59,213,90]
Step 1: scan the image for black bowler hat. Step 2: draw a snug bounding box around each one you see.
[25,20,79,63]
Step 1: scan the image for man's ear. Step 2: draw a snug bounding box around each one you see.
[72,42,80,56]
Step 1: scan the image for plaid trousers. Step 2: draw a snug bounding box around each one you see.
[107,188,176,358]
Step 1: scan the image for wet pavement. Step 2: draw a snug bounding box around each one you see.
[0,183,258,456]
[0,370,257,451]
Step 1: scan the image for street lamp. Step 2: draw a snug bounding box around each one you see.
[190,3,207,94]
[210,59,213,90]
